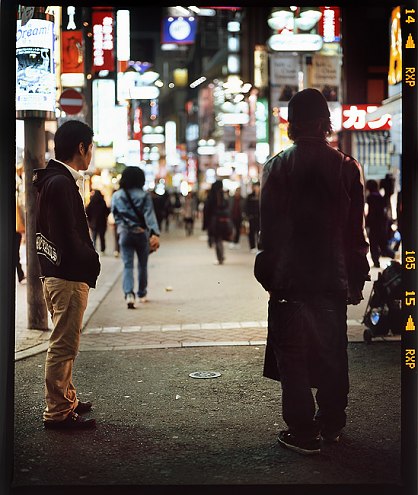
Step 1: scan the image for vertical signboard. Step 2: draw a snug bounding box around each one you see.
[311,54,341,100]
[92,7,115,73]
[318,6,341,42]
[92,79,115,146]
[61,31,84,74]
[269,53,299,105]
[16,17,56,118]
[254,45,269,90]
[389,6,402,86]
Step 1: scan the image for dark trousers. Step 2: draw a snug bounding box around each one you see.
[214,236,224,263]
[15,232,25,282]
[91,229,106,253]
[248,217,259,249]
[368,226,393,265]
[231,218,241,244]
[268,294,349,439]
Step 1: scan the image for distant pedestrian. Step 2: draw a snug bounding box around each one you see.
[365,179,394,268]
[229,187,244,249]
[379,173,395,219]
[111,167,160,309]
[15,200,26,284]
[245,181,261,253]
[203,179,233,265]
[255,88,370,455]
[86,189,110,254]
[152,188,171,233]
[107,206,120,258]
[183,192,196,236]
[33,119,101,430]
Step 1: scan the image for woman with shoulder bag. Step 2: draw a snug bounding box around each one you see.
[111,167,160,309]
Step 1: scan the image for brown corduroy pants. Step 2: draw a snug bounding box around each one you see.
[41,277,89,422]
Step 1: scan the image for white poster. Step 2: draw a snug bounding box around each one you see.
[16,18,56,113]
[270,53,299,86]
[310,54,341,101]
[269,53,299,102]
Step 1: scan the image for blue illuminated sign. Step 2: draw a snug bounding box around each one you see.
[162,17,197,44]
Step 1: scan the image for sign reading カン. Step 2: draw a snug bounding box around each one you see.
[16,18,56,116]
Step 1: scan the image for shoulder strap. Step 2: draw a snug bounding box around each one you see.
[123,189,146,229]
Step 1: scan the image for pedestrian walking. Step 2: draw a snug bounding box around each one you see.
[365,179,395,268]
[228,187,244,249]
[111,166,160,309]
[151,188,171,233]
[33,119,101,430]
[182,192,196,236]
[255,88,370,455]
[203,179,233,265]
[86,189,110,254]
[245,181,261,252]
[379,172,395,219]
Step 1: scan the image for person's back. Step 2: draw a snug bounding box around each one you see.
[256,88,370,456]
[366,181,387,227]
[261,138,367,295]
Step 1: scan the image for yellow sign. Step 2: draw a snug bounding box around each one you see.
[388,6,402,85]
[406,33,415,48]
[406,315,416,331]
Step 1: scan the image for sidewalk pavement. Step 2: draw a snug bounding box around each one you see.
[14,223,401,361]
[12,224,404,491]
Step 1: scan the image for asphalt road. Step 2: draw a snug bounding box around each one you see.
[12,341,402,494]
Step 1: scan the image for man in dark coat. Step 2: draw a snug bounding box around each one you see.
[86,189,110,254]
[245,181,261,252]
[33,120,101,430]
[255,88,370,455]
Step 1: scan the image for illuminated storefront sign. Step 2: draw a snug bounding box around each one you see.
[388,6,402,85]
[342,104,392,131]
[267,7,324,51]
[16,18,56,114]
[318,6,341,42]
[92,79,115,146]
[255,98,269,143]
[254,45,269,89]
[62,6,83,31]
[61,30,84,73]
[268,33,323,52]
[311,54,340,101]
[92,8,115,73]
[162,17,197,44]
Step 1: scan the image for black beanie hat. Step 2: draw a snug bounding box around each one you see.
[288,88,330,122]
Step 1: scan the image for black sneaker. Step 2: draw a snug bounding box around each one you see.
[277,430,321,455]
[126,293,135,309]
[320,429,342,443]
[44,412,96,430]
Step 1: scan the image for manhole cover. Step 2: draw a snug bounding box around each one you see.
[189,371,221,379]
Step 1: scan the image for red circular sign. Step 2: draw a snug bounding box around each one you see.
[59,88,84,115]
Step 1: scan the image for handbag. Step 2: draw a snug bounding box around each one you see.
[123,189,158,253]
[254,249,275,291]
[216,216,234,241]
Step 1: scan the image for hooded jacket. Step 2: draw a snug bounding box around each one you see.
[33,159,101,288]
[258,137,370,297]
